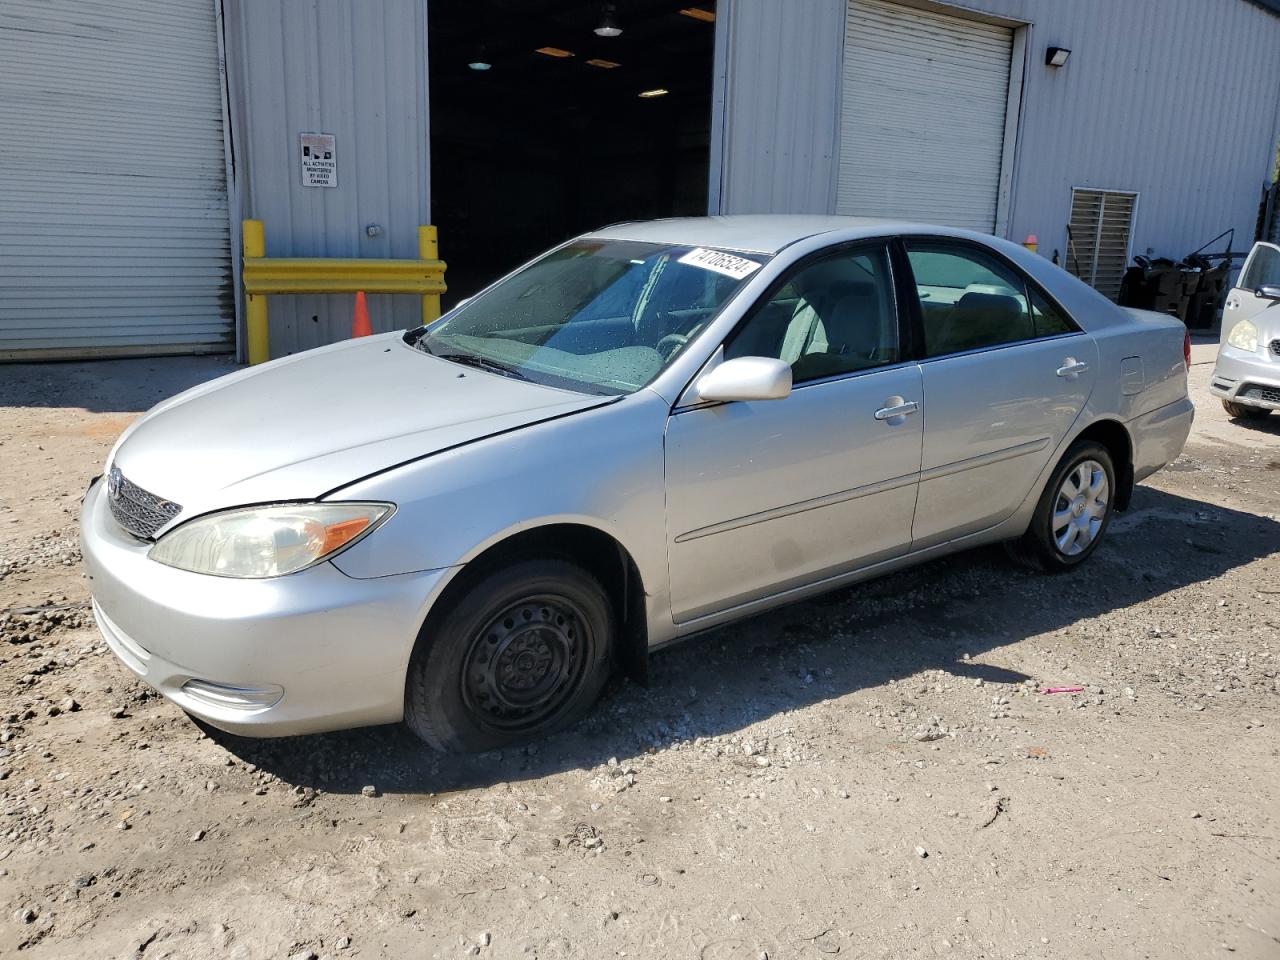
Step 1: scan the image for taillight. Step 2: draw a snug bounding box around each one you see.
[1183,328,1191,369]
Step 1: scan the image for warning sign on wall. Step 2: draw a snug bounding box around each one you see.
[300,133,337,188]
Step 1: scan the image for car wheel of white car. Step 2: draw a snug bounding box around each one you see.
[404,558,614,752]
[1007,440,1116,573]
[1221,400,1271,420]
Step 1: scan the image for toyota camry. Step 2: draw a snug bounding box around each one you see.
[81,216,1194,752]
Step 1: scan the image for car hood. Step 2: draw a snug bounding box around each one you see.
[110,334,611,525]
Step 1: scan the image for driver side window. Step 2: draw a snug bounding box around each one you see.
[723,244,899,383]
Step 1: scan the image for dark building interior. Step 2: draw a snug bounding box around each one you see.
[429,1,718,304]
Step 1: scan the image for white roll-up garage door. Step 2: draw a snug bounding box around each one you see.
[0,0,233,359]
[836,0,1014,232]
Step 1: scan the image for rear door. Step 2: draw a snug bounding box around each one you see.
[902,239,1095,549]
[1224,242,1280,328]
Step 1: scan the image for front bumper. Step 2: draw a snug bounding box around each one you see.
[80,479,453,737]
[1211,345,1280,411]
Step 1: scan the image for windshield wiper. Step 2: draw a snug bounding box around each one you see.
[432,351,532,382]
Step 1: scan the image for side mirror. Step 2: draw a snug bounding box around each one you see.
[1256,285,1280,301]
[691,356,792,404]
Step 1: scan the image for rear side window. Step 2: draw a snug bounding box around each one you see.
[1029,287,1074,337]
[905,241,1076,357]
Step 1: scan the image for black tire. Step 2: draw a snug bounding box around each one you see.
[404,558,614,753]
[1006,440,1116,573]
[1221,399,1271,421]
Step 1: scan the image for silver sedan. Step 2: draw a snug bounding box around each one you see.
[1211,240,1280,420]
[80,216,1194,752]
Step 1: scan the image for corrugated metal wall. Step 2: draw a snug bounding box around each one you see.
[222,0,431,359]
[716,0,846,214]
[720,0,1280,266]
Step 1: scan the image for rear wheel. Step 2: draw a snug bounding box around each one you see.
[1221,399,1271,420]
[1006,440,1115,572]
[404,558,614,753]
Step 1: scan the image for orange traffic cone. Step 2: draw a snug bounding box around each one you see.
[352,291,372,338]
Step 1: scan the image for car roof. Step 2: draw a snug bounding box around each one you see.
[586,215,921,255]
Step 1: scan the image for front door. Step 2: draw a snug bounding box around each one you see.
[901,239,1095,549]
[664,242,924,623]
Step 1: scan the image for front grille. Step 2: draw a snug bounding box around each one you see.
[106,467,181,540]
[1242,385,1280,405]
[1270,339,1280,358]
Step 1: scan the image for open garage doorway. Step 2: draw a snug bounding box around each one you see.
[429,1,718,305]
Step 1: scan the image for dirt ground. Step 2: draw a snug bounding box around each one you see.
[0,340,1277,960]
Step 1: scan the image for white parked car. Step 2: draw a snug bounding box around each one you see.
[81,216,1194,752]
[1211,240,1280,419]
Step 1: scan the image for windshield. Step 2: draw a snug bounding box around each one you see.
[415,239,769,394]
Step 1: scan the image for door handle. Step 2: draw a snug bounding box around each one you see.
[874,399,919,421]
[1056,358,1089,378]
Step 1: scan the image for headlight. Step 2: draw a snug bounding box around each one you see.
[1226,319,1258,352]
[149,502,392,578]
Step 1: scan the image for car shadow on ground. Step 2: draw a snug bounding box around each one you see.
[205,485,1278,795]
[1220,414,1280,439]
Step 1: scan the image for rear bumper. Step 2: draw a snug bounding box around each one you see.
[1211,347,1280,410]
[80,478,452,737]
[1131,396,1194,485]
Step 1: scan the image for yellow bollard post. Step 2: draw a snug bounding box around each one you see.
[242,219,270,365]
[418,225,442,325]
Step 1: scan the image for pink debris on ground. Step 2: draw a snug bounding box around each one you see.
[1041,686,1085,694]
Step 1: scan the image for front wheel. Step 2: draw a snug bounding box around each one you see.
[404,558,614,753]
[1006,440,1116,572]
[1221,399,1271,421]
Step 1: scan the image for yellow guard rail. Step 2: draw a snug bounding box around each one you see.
[241,219,447,365]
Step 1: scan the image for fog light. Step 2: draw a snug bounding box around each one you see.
[181,679,283,711]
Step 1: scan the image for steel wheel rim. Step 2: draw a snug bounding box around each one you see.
[1052,459,1109,556]
[460,594,592,733]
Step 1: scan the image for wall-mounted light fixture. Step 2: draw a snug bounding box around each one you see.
[1045,46,1071,67]
[638,88,669,98]
[594,5,623,38]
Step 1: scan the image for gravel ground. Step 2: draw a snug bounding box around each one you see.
[0,341,1277,959]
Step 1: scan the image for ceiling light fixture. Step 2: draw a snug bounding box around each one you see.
[638,88,669,98]
[535,46,575,58]
[468,60,492,70]
[1045,45,1071,67]
[678,7,716,22]
[586,58,621,69]
[594,4,623,37]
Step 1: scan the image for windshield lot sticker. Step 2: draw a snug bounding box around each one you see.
[678,248,760,280]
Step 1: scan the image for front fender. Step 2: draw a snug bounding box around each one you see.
[326,389,671,609]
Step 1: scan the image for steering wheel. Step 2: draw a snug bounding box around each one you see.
[656,332,689,358]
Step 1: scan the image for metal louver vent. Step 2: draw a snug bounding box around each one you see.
[1067,189,1138,302]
